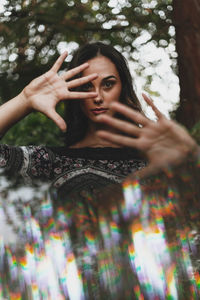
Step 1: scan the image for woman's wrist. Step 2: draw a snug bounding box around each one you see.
[19,88,34,114]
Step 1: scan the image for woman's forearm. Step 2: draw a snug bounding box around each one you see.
[0,90,32,137]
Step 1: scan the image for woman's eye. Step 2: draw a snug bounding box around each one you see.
[104,81,115,88]
[82,82,93,91]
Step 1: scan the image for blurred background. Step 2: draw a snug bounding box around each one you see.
[0,0,199,146]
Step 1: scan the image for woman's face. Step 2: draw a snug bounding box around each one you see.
[80,55,122,122]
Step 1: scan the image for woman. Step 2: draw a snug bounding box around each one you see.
[0,42,199,299]
[64,42,142,148]
[64,42,198,176]
[0,42,198,191]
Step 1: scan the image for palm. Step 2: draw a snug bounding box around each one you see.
[136,116,195,166]
[97,94,198,172]
[22,52,97,131]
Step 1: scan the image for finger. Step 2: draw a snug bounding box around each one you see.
[67,73,98,89]
[47,109,67,132]
[61,63,90,81]
[51,52,68,73]
[96,114,141,137]
[142,93,163,119]
[129,165,160,179]
[67,91,97,99]
[109,102,149,126]
[97,130,140,149]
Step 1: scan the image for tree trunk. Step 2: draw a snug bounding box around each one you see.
[173,0,200,129]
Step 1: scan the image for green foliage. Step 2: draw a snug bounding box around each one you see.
[1,103,65,146]
[0,0,174,145]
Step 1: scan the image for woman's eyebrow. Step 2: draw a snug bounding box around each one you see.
[103,75,117,80]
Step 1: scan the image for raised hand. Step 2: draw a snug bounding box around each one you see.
[21,52,98,131]
[97,94,198,174]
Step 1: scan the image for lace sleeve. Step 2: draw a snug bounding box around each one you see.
[0,144,55,183]
[0,144,24,174]
[19,145,55,181]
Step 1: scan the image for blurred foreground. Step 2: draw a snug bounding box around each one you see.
[0,154,200,299]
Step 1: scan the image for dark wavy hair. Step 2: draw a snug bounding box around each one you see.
[64,42,142,147]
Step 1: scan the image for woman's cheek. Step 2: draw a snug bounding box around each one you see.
[108,90,121,104]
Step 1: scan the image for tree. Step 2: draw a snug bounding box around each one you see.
[0,0,174,145]
[173,0,200,130]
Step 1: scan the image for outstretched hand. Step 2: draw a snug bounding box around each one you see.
[97,94,198,175]
[21,52,98,131]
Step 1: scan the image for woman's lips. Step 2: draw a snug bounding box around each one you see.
[91,108,108,115]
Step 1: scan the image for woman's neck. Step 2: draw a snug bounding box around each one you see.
[70,122,121,148]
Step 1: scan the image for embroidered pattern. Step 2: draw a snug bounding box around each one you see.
[0,145,146,190]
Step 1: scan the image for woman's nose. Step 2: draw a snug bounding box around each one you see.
[94,97,103,105]
[93,89,103,105]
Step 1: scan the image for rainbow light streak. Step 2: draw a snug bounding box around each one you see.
[43,217,55,233]
[24,245,39,298]
[110,205,119,223]
[9,292,21,300]
[131,228,168,299]
[23,205,32,239]
[45,229,84,300]
[188,230,198,256]
[65,252,85,300]
[6,246,18,280]
[19,253,30,281]
[178,229,200,297]
[167,186,179,210]
[165,264,178,299]
[61,230,73,254]
[40,197,53,217]
[152,191,176,219]
[97,250,120,294]
[133,284,144,300]
[109,220,121,246]
[99,216,112,248]
[0,235,4,266]
[76,201,91,228]
[31,282,40,300]
[0,152,199,299]
[48,232,68,275]
[30,217,44,256]
[98,252,109,284]
[124,178,180,300]
[194,272,200,291]
[63,203,73,226]
[122,180,142,219]
[125,167,200,298]
[85,230,97,254]
[0,277,3,299]
[57,206,70,229]
[37,242,62,299]
[82,246,93,279]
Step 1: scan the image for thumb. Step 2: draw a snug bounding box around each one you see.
[133,164,162,179]
[47,109,67,132]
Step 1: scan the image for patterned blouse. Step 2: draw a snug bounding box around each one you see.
[0,144,146,199]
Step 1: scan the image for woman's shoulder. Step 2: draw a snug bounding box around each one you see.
[0,144,55,164]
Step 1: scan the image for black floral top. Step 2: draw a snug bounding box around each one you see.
[0,145,145,197]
